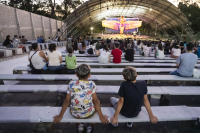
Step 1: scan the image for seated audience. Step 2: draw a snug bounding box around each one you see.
[119,41,125,51]
[55,36,58,41]
[143,42,152,57]
[12,35,20,48]
[21,36,28,44]
[96,44,111,64]
[65,48,77,74]
[95,41,101,50]
[111,43,122,63]
[170,43,181,58]
[67,38,73,50]
[47,37,52,43]
[58,36,61,42]
[169,42,198,77]
[155,43,165,59]
[124,44,134,62]
[164,41,170,54]
[37,35,43,43]
[78,41,86,54]
[110,66,158,128]
[109,38,114,50]
[47,43,63,73]
[3,35,13,47]
[88,41,95,55]
[53,64,109,133]
[28,43,47,74]
[194,46,200,58]
[179,42,185,54]
[73,39,79,54]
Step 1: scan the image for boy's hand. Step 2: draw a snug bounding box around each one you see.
[110,116,118,125]
[53,115,63,123]
[100,115,109,124]
[150,115,158,124]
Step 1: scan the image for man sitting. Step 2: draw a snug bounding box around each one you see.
[111,43,122,63]
[37,35,43,43]
[169,42,198,77]
[110,66,158,128]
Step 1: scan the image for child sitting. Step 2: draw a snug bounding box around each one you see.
[110,66,158,128]
[65,48,77,74]
[53,64,109,133]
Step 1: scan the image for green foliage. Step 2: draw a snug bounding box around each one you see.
[0,0,82,21]
[178,2,200,32]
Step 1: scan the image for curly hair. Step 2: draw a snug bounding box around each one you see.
[75,64,91,80]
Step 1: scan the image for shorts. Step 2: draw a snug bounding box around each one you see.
[110,97,119,110]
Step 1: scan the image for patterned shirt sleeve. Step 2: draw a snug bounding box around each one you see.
[91,81,97,94]
[67,81,72,94]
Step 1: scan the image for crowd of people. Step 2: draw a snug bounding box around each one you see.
[26,36,200,133]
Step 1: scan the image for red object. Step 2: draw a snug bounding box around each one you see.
[75,99,79,105]
[111,49,122,63]
[76,81,79,85]
[88,107,92,112]
[77,115,80,119]
[87,91,92,95]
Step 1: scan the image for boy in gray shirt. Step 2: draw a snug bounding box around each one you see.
[170,42,198,77]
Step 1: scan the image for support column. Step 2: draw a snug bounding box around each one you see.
[49,18,53,39]
[14,8,22,36]
[61,21,64,40]
[41,16,46,38]
[0,27,3,43]
[56,20,58,37]
[30,13,36,40]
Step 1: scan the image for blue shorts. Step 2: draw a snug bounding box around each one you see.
[169,70,191,77]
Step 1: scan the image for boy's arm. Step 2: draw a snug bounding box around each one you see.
[110,97,124,124]
[143,94,158,124]
[53,94,71,123]
[92,93,109,124]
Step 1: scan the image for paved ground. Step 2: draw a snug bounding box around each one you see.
[0,46,200,133]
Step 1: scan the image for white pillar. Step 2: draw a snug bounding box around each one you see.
[30,12,36,40]
[14,8,22,36]
[41,16,46,38]
[49,18,53,39]
[0,27,3,43]
[56,20,58,37]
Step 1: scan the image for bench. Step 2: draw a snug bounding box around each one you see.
[0,74,200,84]
[13,66,176,74]
[1,85,199,106]
[0,47,23,54]
[0,106,198,123]
[0,49,13,57]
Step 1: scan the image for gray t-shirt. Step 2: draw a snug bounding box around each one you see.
[177,53,198,76]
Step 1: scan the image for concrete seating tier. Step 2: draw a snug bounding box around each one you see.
[0,106,198,123]
[0,49,13,57]
[13,67,176,74]
[0,74,200,84]
[0,46,23,54]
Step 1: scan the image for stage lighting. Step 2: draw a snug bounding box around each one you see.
[149,8,152,11]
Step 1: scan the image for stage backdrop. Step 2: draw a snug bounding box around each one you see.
[103,18,140,34]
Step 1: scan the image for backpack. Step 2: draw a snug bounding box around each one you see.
[87,48,93,54]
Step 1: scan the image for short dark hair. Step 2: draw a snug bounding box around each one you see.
[75,64,91,80]
[90,41,94,45]
[22,36,24,38]
[68,48,73,53]
[49,37,50,39]
[122,66,137,81]
[49,43,56,52]
[114,43,119,48]
[14,35,17,37]
[186,42,194,51]
[32,43,38,50]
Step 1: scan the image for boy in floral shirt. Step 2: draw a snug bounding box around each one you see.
[53,64,109,133]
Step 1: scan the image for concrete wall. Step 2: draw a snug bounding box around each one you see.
[0,4,63,43]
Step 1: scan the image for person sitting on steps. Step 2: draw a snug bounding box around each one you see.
[110,66,158,128]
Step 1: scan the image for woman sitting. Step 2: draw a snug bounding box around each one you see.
[78,41,86,54]
[124,44,134,62]
[47,43,63,73]
[3,35,13,48]
[155,43,165,59]
[143,42,152,57]
[73,38,79,54]
[65,48,77,74]
[28,43,47,74]
[170,43,181,58]
[87,41,95,55]
[96,44,111,64]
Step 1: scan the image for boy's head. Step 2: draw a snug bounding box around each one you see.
[90,41,94,45]
[67,47,73,53]
[114,43,119,48]
[75,64,91,80]
[122,66,137,81]
[186,42,194,51]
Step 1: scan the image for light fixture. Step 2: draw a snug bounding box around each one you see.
[149,8,152,11]
[91,27,93,30]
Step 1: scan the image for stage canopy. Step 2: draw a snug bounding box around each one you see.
[60,0,195,40]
